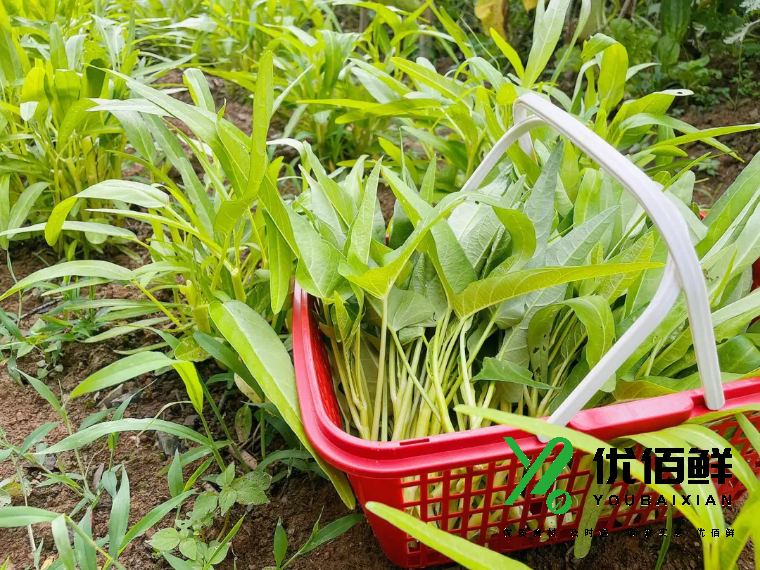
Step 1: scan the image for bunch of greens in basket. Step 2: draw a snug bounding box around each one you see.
[250,0,760,444]
[263,114,760,444]
[259,136,664,441]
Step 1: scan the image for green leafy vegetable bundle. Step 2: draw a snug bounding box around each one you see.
[258,0,760,443]
[280,139,760,442]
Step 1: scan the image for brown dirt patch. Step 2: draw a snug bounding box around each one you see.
[681,98,760,206]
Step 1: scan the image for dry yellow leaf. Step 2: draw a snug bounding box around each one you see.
[476,0,537,38]
[234,373,264,404]
[474,0,507,37]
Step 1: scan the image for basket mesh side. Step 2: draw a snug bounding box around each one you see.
[390,411,760,568]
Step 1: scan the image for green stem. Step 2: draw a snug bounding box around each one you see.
[370,296,389,441]
[199,413,226,471]
[231,268,246,302]
[459,320,476,409]
[75,517,128,570]
[390,330,440,425]
[431,311,455,433]
[260,408,267,459]
[200,382,249,472]
[61,407,90,495]
[132,281,182,328]
[10,451,37,555]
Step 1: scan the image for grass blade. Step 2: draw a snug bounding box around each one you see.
[209,300,355,509]
[42,419,210,454]
[108,468,130,558]
[0,261,135,301]
[366,502,531,570]
[70,352,176,399]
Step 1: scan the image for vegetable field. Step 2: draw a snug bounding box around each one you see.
[1,0,760,569]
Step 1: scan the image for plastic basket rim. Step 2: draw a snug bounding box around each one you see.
[293,284,760,478]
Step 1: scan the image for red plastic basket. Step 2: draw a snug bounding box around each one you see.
[293,94,760,567]
[294,285,760,568]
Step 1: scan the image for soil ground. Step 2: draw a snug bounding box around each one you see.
[1,79,759,570]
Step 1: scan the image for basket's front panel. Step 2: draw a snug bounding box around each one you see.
[362,411,760,568]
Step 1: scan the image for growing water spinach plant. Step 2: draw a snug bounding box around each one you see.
[0,52,356,510]
[0,6,184,255]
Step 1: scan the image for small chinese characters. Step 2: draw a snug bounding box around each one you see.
[503,527,736,539]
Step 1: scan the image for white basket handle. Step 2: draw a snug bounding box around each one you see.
[462,92,724,437]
